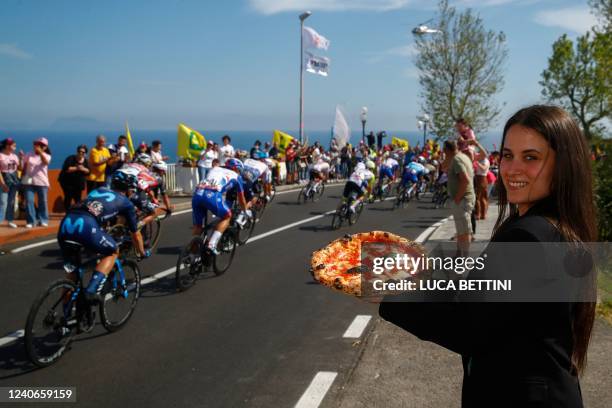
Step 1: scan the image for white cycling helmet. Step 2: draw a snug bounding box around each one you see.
[153,161,168,173]
[356,162,366,171]
[365,160,376,170]
[417,155,426,164]
[135,153,153,167]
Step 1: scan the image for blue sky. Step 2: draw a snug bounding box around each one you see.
[0,0,598,133]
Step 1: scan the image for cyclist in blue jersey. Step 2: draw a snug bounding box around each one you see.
[192,158,249,254]
[57,171,149,303]
[401,158,430,199]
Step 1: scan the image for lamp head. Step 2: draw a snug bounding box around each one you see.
[299,11,312,21]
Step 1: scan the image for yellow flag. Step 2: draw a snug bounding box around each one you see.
[178,123,207,161]
[125,122,135,156]
[272,130,295,158]
[391,136,410,151]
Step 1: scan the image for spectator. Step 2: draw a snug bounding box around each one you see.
[269,141,279,159]
[376,131,387,150]
[0,138,21,228]
[150,140,169,165]
[87,134,112,192]
[250,140,262,159]
[105,144,120,185]
[219,135,235,165]
[455,118,476,155]
[470,139,490,220]
[58,144,90,210]
[197,142,217,182]
[285,141,297,184]
[340,144,351,178]
[443,139,475,256]
[22,137,51,228]
[137,141,149,155]
[116,135,132,165]
[366,131,375,149]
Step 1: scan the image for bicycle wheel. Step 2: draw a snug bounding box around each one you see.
[24,279,78,367]
[142,218,162,251]
[349,202,363,225]
[269,183,276,202]
[237,214,256,246]
[100,260,141,332]
[297,186,307,204]
[175,237,204,291]
[213,230,237,275]
[313,183,325,202]
[331,208,344,229]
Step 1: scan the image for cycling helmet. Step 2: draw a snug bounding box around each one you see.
[417,156,426,164]
[391,153,400,161]
[153,161,168,173]
[365,160,376,170]
[431,160,439,167]
[225,158,244,172]
[135,153,153,167]
[356,162,366,171]
[111,170,138,191]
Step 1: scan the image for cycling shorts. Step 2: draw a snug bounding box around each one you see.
[379,166,394,180]
[309,169,322,181]
[401,172,418,186]
[343,181,365,199]
[192,189,231,226]
[57,211,118,260]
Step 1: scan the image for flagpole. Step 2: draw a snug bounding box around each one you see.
[299,11,311,144]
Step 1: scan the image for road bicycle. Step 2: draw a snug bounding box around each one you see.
[139,206,171,251]
[24,226,141,367]
[393,182,417,209]
[175,215,239,291]
[431,182,449,208]
[331,192,364,229]
[369,179,393,203]
[297,179,325,203]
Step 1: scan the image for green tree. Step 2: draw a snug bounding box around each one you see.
[414,0,508,138]
[540,32,610,140]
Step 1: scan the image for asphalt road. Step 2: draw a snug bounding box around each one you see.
[0,185,450,407]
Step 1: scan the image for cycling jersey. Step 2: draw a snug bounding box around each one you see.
[58,187,138,261]
[192,167,245,225]
[380,158,399,180]
[120,163,166,195]
[344,169,375,198]
[243,158,270,184]
[402,162,429,186]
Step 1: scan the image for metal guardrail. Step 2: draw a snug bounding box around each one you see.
[164,163,180,194]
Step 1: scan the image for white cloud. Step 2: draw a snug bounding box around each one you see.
[0,43,32,59]
[249,0,409,15]
[534,6,597,34]
[367,43,417,63]
[249,0,531,14]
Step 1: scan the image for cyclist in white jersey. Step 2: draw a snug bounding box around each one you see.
[343,162,375,213]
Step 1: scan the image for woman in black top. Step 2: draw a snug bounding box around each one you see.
[379,105,597,407]
[58,145,90,210]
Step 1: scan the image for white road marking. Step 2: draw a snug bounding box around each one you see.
[294,371,338,408]
[0,330,24,347]
[11,239,57,254]
[415,215,452,243]
[342,315,372,339]
[248,211,335,243]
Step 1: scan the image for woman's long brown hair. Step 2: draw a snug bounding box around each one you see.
[492,105,598,374]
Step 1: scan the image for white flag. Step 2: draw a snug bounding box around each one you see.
[304,52,330,77]
[332,105,350,148]
[303,26,330,50]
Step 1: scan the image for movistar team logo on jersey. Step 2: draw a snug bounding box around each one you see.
[88,190,116,202]
[62,217,84,235]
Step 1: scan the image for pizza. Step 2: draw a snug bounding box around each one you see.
[310,231,425,297]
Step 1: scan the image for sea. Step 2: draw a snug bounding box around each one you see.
[2,129,502,170]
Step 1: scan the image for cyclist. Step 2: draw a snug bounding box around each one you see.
[57,171,149,303]
[242,158,271,205]
[192,158,249,254]
[402,158,429,199]
[133,153,173,212]
[309,154,330,184]
[343,162,375,213]
[376,153,399,195]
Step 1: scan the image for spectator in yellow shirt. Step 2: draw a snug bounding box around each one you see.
[87,134,112,192]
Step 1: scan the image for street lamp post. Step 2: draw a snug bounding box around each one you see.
[360,107,368,143]
[417,113,430,147]
[299,11,312,144]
